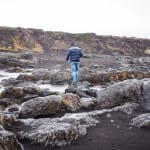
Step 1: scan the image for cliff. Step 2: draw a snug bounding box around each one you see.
[0,26,150,56]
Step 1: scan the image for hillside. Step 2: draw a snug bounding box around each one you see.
[0,26,150,56]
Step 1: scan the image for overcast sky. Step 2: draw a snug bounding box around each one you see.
[0,0,150,39]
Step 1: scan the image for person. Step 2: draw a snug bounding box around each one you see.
[66,43,83,86]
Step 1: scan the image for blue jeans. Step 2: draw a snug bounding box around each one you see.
[71,62,80,82]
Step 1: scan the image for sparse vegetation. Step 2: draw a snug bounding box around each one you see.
[74,33,94,40]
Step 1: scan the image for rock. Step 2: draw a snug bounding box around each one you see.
[17,74,37,82]
[16,118,87,147]
[80,98,97,109]
[81,70,150,84]
[14,103,138,147]
[96,79,143,109]
[19,95,64,118]
[130,113,150,128]
[17,68,71,84]
[140,79,150,111]
[1,87,25,99]
[1,78,21,86]
[15,111,99,147]
[0,98,13,111]
[21,52,33,60]
[65,85,97,98]
[6,67,24,73]
[0,86,55,104]
[0,125,24,150]
[32,69,50,80]
[112,102,139,115]
[19,93,81,118]
[7,104,20,112]
[0,52,34,68]
[62,93,81,111]
[0,112,18,128]
[49,69,71,84]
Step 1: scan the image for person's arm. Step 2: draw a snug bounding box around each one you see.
[80,49,83,57]
[66,50,70,61]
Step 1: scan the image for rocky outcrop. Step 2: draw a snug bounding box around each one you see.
[0,27,150,56]
[130,113,150,128]
[0,125,23,150]
[81,69,150,84]
[0,27,43,52]
[140,79,150,111]
[96,79,143,109]
[19,94,81,118]
[0,86,54,104]
[0,112,18,127]
[13,103,138,147]
[0,52,35,68]
[19,95,63,118]
[3,67,149,86]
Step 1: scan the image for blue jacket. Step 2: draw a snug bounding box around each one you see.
[66,46,83,62]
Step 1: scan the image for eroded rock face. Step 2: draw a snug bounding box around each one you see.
[0,125,24,150]
[62,93,81,111]
[19,95,64,118]
[13,103,138,148]
[48,69,71,84]
[0,52,34,68]
[19,93,81,118]
[1,27,150,56]
[17,118,86,147]
[97,79,143,109]
[140,79,150,111]
[0,86,54,104]
[65,84,97,98]
[0,112,17,128]
[130,113,150,128]
[82,70,150,84]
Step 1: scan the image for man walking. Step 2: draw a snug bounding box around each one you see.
[66,43,83,87]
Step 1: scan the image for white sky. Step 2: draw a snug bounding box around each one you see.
[0,0,150,39]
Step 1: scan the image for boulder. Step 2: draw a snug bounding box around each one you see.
[49,69,71,84]
[0,54,34,68]
[19,93,81,118]
[130,113,150,128]
[0,86,55,104]
[15,111,99,147]
[14,103,138,148]
[96,79,143,109]
[0,112,17,128]
[80,98,97,110]
[140,79,150,111]
[16,118,87,147]
[80,69,150,84]
[0,125,24,150]
[17,74,37,82]
[62,93,81,111]
[65,83,97,98]
[19,95,64,118]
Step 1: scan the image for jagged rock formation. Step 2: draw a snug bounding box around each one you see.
[130,113,150,128]
[3,67,149,85]
[0,52,35,68]
[0,27,43,52]
[0,27,150,56]
[140,79,150,111]
[0,125,23,150]
[0,86,56,105]
[96,79,143,109]
[13,103,138,148]
[19,94,80,118]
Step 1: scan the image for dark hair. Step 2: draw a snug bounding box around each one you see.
[71,42,77,47]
